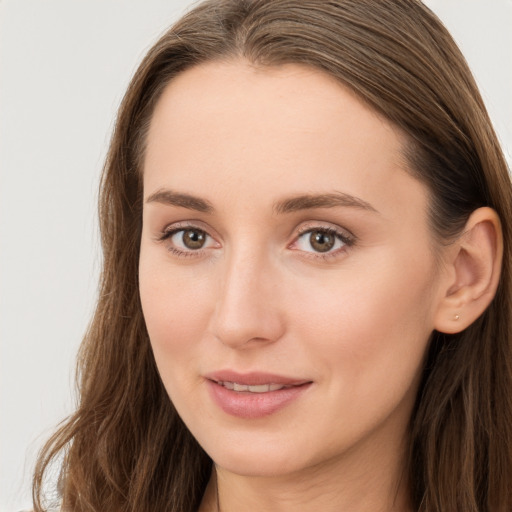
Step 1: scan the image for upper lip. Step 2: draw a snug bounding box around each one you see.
[204,370,311,386]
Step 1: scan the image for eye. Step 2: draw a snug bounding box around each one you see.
[159,226,218,255]
[172,228,208,250]
[292,227,353,255]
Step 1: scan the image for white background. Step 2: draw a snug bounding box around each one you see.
[1,1,511,510]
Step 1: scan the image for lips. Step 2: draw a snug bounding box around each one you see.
[217,381,292,393]
[204,370,312,418]
[205,370,310,387]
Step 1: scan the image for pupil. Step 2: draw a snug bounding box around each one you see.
[310,231,334,252]
[183,230,205,249]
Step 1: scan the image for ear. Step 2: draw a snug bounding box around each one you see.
[434,207,503,334]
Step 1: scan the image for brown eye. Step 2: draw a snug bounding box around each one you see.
[292,226,351,256]
[162,226,218,256]
[181,229,207,249]
[309,230,335,252]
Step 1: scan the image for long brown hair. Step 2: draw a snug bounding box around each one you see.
[33,1,512,510]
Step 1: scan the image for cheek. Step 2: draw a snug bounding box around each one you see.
[288,249,436,398]
[139,256,215,380]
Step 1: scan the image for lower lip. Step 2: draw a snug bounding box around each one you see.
[206,380,312,419]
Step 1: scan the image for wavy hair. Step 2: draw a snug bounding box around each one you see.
[33,1,512,511]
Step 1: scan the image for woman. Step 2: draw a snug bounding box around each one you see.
[32,1,512,511]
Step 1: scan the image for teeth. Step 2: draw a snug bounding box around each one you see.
[247,384,271,393]
[219,381,288,393]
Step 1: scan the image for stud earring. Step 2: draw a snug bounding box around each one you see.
[454,314,460,321]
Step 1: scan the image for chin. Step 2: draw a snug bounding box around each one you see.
[214,453,305,478]
[198,432,322,478]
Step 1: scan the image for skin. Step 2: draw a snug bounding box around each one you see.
[139,60,456,511]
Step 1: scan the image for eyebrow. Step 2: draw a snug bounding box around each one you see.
[145,188,378,215]
[145,189,214,213]
[273,192,379,215]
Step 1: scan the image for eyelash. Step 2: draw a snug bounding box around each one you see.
[157,224,214,258]
[157,223,355,260]
[293,226,355,260]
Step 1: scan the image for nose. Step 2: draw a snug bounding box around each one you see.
[209,249,285,349]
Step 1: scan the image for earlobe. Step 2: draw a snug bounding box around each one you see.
[434,207,503,334]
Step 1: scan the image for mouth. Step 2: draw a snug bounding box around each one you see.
[205,372,313,418]
[205,370,311,390]
[212,381,301,393]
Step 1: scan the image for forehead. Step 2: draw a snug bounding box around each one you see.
[143,60,427,223]
[145,60,399,169]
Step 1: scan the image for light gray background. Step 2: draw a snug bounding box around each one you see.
[1,1,511,510]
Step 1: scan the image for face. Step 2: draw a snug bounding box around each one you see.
[139,61,446,478]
